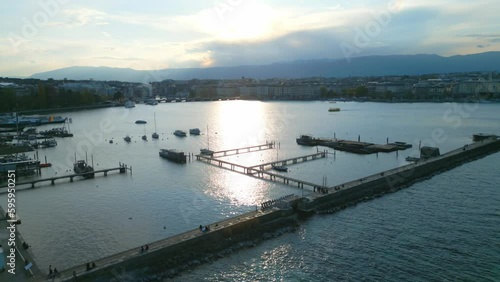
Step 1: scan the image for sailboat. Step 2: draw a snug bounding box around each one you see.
[272,148,288,172]
[152,112,159,139]
[200,125,214,156]
[142,125,147,141]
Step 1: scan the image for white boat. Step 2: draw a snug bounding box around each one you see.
[125,101,136,108]
[189,128,201,135]
[174,130,187,137]
[152,113,159,139]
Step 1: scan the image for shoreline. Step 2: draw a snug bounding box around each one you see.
[1,98,499,116]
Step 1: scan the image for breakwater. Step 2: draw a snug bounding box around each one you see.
[58,136,499,281]
[298,137,500,212]
[59,208,298,281]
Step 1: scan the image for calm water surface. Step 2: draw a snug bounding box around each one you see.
[0,101,498,278]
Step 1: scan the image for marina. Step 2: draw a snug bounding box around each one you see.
[0,101,498,280]
[52,135,500,281]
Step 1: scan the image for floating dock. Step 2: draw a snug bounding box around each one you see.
[296,135,412,154]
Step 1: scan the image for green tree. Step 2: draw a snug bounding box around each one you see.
[319,86,328,98]
[37,82,48,109]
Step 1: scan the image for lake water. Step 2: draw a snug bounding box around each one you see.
[1,101,498,279]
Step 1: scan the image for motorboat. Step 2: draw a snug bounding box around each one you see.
[174,130,187,137]
[135,120,147,124]
[73,160,94,178]
[328,108,340,112]
[124,135,132,142]
[145,99,158,105]
[272,165,288,172]
[159,149,187,163]
[189,128,201,135]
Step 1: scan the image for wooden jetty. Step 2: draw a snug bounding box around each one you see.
[197,151,328,191]
[0,163,131,191]
[212,142,274,158]
[247,151,327,171]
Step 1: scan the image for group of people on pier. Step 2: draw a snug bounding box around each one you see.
[314,186,329,194]
[48,265,60,279]
[199,225,211,232]
[140,244,149,253]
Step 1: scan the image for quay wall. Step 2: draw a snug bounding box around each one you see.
[69,208,297,281]
[298,138,500,212]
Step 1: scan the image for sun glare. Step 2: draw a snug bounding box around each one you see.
[202,2,275,41]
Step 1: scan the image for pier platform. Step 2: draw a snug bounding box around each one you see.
[212,142,274,158]
[57,207,296,281]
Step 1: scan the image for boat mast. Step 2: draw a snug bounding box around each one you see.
[154,112,157,133]
[207,125,210,150]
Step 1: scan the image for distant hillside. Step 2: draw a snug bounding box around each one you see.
[30,52,500,82]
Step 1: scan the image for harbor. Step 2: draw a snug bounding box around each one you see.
[47,135,500,281]
[0,101,499,281]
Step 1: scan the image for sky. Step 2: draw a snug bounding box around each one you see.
[0,0,499,77]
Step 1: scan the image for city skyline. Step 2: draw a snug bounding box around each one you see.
[1,0,499,77]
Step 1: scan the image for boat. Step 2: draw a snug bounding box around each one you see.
[296,135,321,146]
[272,164,288,172]
[39,122,73,138]
[328,108,340,112]
[472,133,497,142]
[152,113,159,139]
[135,120,147,124]
[174,130,187,137]
[124,101,136,108]
[73,160,94,178]
[0,115,66,128]
[142,125,148,141]
[405,156,420,162]
[145,98,158,105]
[124,135,131,142]
[159,149,187,163]
[189,128,201,135]
[200,125,214,156]
[272,149,288,172]
[39,163,52,168]
[38,138,57,148]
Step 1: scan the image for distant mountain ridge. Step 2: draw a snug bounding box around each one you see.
[30,52,500,82]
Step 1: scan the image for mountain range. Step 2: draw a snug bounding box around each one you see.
[30,52,500,82]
